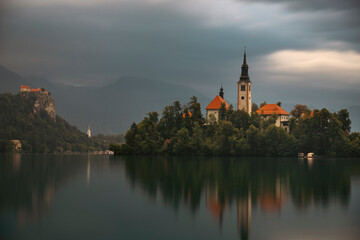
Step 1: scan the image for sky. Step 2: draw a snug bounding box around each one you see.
[0,0,359,109]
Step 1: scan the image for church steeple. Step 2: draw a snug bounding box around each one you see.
[239,46,250,82]
[219,85,224,99]
[237,46,252,114]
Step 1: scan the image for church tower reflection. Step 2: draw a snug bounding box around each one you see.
[237,192,251,240]
[87,156,91,188]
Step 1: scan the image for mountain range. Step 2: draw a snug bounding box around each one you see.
[1,65,359,134]
[0,65,210,134]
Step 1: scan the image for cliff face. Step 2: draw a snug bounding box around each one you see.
[20,92,56,121]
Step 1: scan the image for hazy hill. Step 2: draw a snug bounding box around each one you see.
[1,65,359,133]
[0,66,24,93]
[0,93,92,153]
[0,66,209,134]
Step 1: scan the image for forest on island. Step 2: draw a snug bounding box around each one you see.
[0,93,124,153]
[111,96,360,157]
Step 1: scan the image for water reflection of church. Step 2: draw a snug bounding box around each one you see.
[205,177,288,240]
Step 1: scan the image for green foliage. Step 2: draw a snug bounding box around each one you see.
[115,97,359,157]
[0,140,12,153]
[173,128,192,155]
[252,103,259,112]
[334,109,351,133]
[0,93,112,153]
[218,103,227,121]
[290,104,310,119]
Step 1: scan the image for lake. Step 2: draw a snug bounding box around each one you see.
[1,154,359,240]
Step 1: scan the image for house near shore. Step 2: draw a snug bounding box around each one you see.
[256,104,290,132]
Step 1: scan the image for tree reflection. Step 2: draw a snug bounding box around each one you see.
[0,154,88,229]
[119,156,360,239]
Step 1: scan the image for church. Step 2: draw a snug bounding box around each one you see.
[205,49,290,131]
[205,49,252,121]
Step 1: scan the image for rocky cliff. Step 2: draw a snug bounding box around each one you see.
[20,92,56,121]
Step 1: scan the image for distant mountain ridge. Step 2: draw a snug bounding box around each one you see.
[0,92,92,153]
[1,65,359,133]
[0,65,210,134]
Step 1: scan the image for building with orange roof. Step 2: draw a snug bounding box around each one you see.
[19,85,48,95]
[256,104,290,131]
[206,184,227,225]
[205,86,230,122]
[20,85,30,92]
[30,88,42,92]
[182,111,192,118]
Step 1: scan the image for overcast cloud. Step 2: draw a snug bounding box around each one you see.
[0,0,359,108]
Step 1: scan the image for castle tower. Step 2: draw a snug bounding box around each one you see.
[87,124,91,138]
[237,48,252,114]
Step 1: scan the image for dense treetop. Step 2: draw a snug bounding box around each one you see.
[112,96,360,157]
[0,93,123,153]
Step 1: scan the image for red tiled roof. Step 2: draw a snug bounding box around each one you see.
[301,111,314,118]
[256,104,290,116]
[205,96,230,110]
[30,88,41,92]
[182,112,192,118]
[258,194,283,212]
[21,85,30,89]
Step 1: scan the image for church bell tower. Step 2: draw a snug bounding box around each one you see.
[237,47,252,114]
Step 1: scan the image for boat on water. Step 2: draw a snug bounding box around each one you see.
[298,152,316,158]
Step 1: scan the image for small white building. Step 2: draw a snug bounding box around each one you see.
[87,125,91,138]
[256,104,290,132]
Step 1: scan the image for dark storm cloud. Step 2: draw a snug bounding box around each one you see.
[245,0,360,12]
[243,0,360,45]
[0,1,310,87]
[0,0,359,104]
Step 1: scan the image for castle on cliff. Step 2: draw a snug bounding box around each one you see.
[19,85,56,121]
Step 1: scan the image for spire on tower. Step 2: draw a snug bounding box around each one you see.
[239,46,250,82]
[219,85,224,99]
[243,46,247,65]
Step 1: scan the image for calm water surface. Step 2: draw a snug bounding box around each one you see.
[1,154,359,240]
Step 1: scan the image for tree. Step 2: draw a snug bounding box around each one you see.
[173,128,192,155]
[173,101,183,130]
[245,125,264,155]
[277,101,281,107]
[214,121,237,155]
[190,122,205,154]
[260,114,278,130]
[252,103,259,112]
[182,106,192,132]
[125,122,137,150]
[218,103,227,121]
[290,104,310,119]
[188,96,204,125]
[334,109,351,133]
[0,140,12,153]
[229,110,250,131]
[260,101,267,108]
